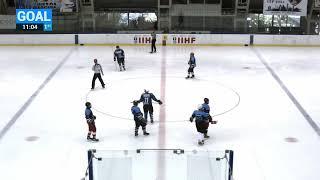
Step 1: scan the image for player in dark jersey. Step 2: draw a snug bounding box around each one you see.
[186,52,196,79]
[131,101,149,136]
[114,45,126,71]
[85,102,99,141]
[136,90,162,123]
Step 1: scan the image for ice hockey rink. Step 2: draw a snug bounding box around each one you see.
[0,45,319,180]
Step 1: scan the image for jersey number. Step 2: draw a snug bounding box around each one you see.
[144,98,149,104]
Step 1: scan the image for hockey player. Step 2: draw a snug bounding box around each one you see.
[136,90,162,123]
[150,30,157,53]
[91,59,105,90]
[186,52,196,79]
[131,101,149,136]
[189,105,216,145]
[85,102,99,141]
[114,45,126,71]
[202,97,214,138]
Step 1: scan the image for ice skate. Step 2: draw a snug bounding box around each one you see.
[91,137,99,142]
[198,140,204,145]
[143,132,150,136]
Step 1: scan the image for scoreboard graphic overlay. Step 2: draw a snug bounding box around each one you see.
[16,9,52,31]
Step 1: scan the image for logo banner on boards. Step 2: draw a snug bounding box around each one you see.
[172,35,196,44]
[263,0,308,16]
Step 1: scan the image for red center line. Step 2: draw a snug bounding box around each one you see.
[157,46,167,180]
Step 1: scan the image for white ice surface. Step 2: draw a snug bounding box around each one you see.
[0,46,319,180]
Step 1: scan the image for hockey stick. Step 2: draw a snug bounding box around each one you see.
[114,60,118,71]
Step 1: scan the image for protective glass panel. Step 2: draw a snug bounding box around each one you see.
[89,149,232,180]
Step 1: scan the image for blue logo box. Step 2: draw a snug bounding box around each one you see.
[16,9,52,24]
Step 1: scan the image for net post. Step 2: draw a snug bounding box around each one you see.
[227,150,234,180]
[87,149,94,180]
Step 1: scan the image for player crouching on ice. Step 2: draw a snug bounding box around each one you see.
[85,102,99,141]
[189,104,217,145]
[131,101,150,136]
[186,52,196,79]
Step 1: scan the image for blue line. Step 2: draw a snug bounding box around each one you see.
[0,48,75,141]
[252,48,320,136]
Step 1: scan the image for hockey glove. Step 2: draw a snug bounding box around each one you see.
[211,121,217,124]
[93,115,96,120]
[158,100,163,105]
[189,117,193,122]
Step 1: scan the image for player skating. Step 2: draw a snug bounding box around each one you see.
[186,52,196,79]
[114,45,126,71]
[131,101,150,136]
[189,105,216,145]
[201,98,214,138]
[136,90,162,123]
[85,102,99,141]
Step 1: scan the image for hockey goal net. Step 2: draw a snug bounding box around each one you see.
[84,149,234,180]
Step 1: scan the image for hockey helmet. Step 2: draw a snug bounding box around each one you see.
[144,89,149,93]
[133,101,138,106]
[116,45,120,49]
[204,98,209,104]
[85,102,91,108]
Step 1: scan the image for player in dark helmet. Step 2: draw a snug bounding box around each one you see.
[114,45,126,71]
[136,89,162,123]
[190,105,210,145]
[85,102,99,141]
[131,100,149,136]
[201,98,216,138]
[186,52,196,79]
[202,98,210,113]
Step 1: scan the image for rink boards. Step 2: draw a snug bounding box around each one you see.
[0,34,320,46]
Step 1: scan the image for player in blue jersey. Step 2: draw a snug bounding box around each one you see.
[201,98,214,138]
[131,101,149,136]
[202,98,210,113]
[136,90,162,123]
[85,102,99,141]
[114,45,126,71]
[186,52,196,79]
[190,105,216,145]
